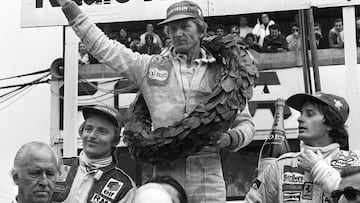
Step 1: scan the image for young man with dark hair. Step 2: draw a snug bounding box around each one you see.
[262,23,288,53]
[329,18,344,48]
[245,92,360,203]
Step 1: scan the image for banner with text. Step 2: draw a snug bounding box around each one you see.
[21,0,311,28]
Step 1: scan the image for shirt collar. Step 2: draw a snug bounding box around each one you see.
[301,142,340,157]
[168,46,216,65]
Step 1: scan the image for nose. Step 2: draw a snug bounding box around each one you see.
[38,173,50,186]
[85,128,98,138]
[173,28,183,37]
[297,114,304,123]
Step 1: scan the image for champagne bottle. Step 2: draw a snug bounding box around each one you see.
[257,98,291,176]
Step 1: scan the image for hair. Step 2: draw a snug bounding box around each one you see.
[290,22,299,29]
[145,33,154,40]
[314,23,322,29]
[216,24,225,31]
[230,25,240,33]
[12,142,60,176]
[193,18,208,35]
[311,101,348,147]
[341,166,360,178]
[245,33,256,41]
[146,176,188,203]
[79,112,121,145]
[334,18,343,24]
[269,24,281,31]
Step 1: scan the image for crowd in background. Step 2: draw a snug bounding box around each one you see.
[77,12,360,65]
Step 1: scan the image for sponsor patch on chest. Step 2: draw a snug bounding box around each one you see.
[147,55,171,86]
[148,68,169,81]
[101,178,124,200]
[283,165,305,184]
[331,154,357,168]
[90,193,111,203]
[283,191,301,202]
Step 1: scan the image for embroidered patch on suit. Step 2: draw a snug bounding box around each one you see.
[283,191,301,202]
[302,182,313,200]
[90,193,111,203]
[101,178,124,200]
[331,154,356,168]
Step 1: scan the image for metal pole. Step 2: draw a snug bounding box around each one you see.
[306,8,321,92]
[63,26,79,157]
[343,6,360,151]
[299,9,312,94]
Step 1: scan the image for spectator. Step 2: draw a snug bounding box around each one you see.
[11,141,60,203]
[262,24,288,53]
[51,105,137,203]
[130,34,141,53]
[245,33,262,52]
[118,28,131,48]
[239,16,253,39]
[356,17,360,47]
[286,22,302,51]
[139,33,161,55]
[140,23,163,48]
[313,23,328,49]
[57,0,256,202]
[230,25,240,36]
[331,166,360,203]
[329,18,344,48]
[146,176,188,203]
[216,24,226,37]
[78,42,90,65]
[252,13,275,47]
[109,32,120,41]
[245,92,360,202]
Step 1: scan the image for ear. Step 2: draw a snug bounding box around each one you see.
[78,121,85,136]
[326,125,332,132]
[11,169,20,186]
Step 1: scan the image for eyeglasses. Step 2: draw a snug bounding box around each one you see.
[331,186,360,202]
[292,28,299,32]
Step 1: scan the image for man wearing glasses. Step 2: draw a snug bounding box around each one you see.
[331,166,360,203]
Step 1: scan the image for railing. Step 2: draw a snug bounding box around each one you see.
[78,48,360,78]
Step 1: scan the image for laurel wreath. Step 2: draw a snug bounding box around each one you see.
[123,34,259,165]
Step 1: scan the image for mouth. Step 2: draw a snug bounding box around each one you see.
[34,191,50,196]
[86,141,99,146]
[298,126,307,133]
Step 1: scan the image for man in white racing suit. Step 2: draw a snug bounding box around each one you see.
[245,92,360,203]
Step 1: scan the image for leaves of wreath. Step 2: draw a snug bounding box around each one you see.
[123,34,259,165]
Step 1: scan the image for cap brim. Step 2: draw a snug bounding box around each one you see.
[158,14,197,25]
[286,93,328,111]
[82,106,120,128]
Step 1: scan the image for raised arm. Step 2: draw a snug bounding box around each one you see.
[58,0,152,85]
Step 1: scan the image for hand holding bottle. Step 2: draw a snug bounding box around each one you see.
[297,149,324,172]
